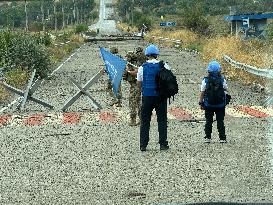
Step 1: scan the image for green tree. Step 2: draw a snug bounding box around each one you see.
[182,1,209,35]
[0,0,95,31]
[131,11,152,30]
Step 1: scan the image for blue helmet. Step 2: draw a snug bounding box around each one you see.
[145,44,159,56]
[207,60,221,72]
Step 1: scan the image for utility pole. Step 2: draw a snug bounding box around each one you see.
[62,3,65,29]
[54,0,59,33]
[73,0,76,24]
[131,0,134,28]
[24,0,28,31]
[54,2,57,32]
[41,0,45,32]
[67,13,70,26]
[76,3,79,24]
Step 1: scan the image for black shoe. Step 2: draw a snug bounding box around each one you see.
[140,147,146,151]
[160,145,169,150]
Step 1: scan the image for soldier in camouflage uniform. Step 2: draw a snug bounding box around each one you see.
[124,47,146,126]
[135,47,147,66]
[107,47,122,107]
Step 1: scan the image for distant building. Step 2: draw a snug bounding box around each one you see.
[224,12,273,39]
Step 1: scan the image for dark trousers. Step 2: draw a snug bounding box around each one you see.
[204,108,226,140]
[140,96,168,147]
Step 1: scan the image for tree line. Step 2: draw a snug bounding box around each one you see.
[117,0,273,17]
[0,0,97,32]
[116,0,273,34]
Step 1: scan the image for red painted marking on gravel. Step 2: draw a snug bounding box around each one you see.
[99,111,117,123]
[63,112,81,124]
[236,106,270,118]
[24,114,45,126]
[0,115,11,127]
[168,108,192,120]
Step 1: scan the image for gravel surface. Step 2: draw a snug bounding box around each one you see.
[1,40,273,205]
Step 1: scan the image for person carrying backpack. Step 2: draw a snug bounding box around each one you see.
[136,44,171,151]
[199,60,228,143]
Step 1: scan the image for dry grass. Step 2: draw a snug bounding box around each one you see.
[116,23,138,33]
[0,86,10,102]
[0,69,29,103]
[202,36,269,85]
[147,29,198,47]
[203,36,266,67]
[147,27,271,86]
[0,33,84,103]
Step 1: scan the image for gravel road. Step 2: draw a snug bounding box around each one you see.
[1,40,273,205]
[1,0,273,203]
[89,0,120,35]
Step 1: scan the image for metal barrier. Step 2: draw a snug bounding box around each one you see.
[223,55,273,106]
[0,69,54,110]
[61,69,104,112]
[223,55,273,79]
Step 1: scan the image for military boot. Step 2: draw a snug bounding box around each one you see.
[129,116,137,126]
[116,99,122,107]
[136,116,141,125]
[110,100,118,106]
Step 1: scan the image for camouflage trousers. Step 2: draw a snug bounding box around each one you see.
[107,80,122,102]
[129,82,141,118]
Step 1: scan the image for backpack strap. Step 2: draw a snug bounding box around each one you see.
[220,75,224,84]
[203,77,208,90]
[159,60,165,70]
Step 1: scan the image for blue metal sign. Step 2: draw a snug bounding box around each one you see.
[160,22,176,27]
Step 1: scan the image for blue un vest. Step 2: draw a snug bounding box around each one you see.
[203,74,226,109]
[142,62,160,96]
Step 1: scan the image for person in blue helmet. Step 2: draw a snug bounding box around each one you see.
[136,44,170,151]
[199,60,228,143]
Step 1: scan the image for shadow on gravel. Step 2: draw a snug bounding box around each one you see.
[155,203,273,205]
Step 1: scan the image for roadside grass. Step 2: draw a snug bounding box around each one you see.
[0,69,29,103]
[147,26,269,86]
[49,38,83,64]
[0,31,84,103]
[202,36,268,85]
[147,29,198,48]
[116,22,138,33]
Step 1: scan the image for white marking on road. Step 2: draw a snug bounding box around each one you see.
[50,45,83,76]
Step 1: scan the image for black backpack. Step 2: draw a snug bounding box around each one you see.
[155,61,179,102]
[204,74,225,106]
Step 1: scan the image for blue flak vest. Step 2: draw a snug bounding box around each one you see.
[142,62,161,96]
[203,74,226,109]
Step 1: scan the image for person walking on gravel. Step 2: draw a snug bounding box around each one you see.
[136,44,169,151]
[199,60,228,143]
